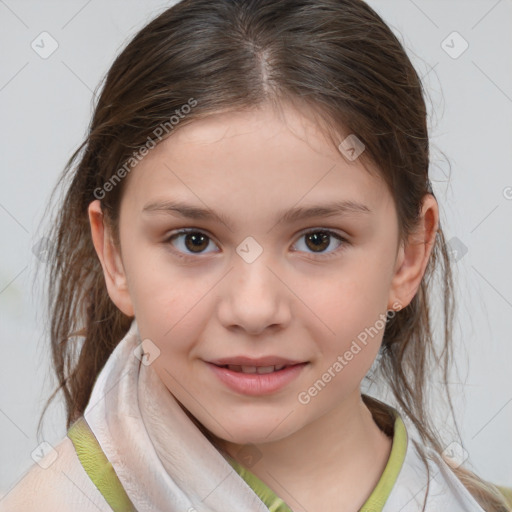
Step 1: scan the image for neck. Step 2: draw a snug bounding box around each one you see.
[214,393,393,510]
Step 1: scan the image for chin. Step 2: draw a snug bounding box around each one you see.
[217,421,299,447]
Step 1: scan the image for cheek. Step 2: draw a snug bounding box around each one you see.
[318,270,388,333]
[308,263,389,369]
[122,240,183,318]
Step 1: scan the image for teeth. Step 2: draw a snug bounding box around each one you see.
[256,366,275,374]
[225,364,288,374]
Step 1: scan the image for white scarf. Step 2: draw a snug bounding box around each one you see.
[83,318,486,512]
[83,318,270,512]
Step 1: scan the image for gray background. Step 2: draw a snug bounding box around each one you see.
[1,0,511,498]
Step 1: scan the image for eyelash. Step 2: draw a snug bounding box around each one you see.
[163,227,350,261]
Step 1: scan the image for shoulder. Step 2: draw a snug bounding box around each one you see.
[0,434,111,512]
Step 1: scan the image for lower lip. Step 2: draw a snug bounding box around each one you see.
[206,362,308,396]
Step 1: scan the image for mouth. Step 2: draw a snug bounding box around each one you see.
[206,361,309,395]
[212,363,301,374]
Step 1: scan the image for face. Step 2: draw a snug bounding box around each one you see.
[89,101,437,446]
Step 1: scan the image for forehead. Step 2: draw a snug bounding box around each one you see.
[120,102,392,220]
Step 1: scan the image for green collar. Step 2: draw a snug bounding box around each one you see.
[67,417,137,512]
[67,408,407,512]
[223,408,407,512]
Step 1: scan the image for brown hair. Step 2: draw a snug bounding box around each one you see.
[37,0,509,510]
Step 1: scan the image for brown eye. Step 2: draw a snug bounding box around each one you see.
[183,232,209,253]
[166,229,217,255]
[164,227,349,261]
[305,231,330,252]
[293,229,348,258]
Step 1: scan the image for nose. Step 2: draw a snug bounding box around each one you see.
[217,256,292,336]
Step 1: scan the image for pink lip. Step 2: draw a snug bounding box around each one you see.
[206,362,308,396]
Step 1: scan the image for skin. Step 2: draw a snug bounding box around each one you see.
[88,100,438,511]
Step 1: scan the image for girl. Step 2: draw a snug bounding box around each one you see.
[2,0,511,511]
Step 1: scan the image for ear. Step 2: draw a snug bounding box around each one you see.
[387,193,439,311]
[88,200,135,317]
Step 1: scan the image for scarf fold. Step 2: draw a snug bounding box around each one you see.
[83,318,270,512]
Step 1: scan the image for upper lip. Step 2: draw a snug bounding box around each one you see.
[208,356,306,367]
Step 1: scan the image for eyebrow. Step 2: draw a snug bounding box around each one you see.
[142,198,372,229]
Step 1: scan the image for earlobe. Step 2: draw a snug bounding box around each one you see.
[387,194,439,310]
[88,200,135,317]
